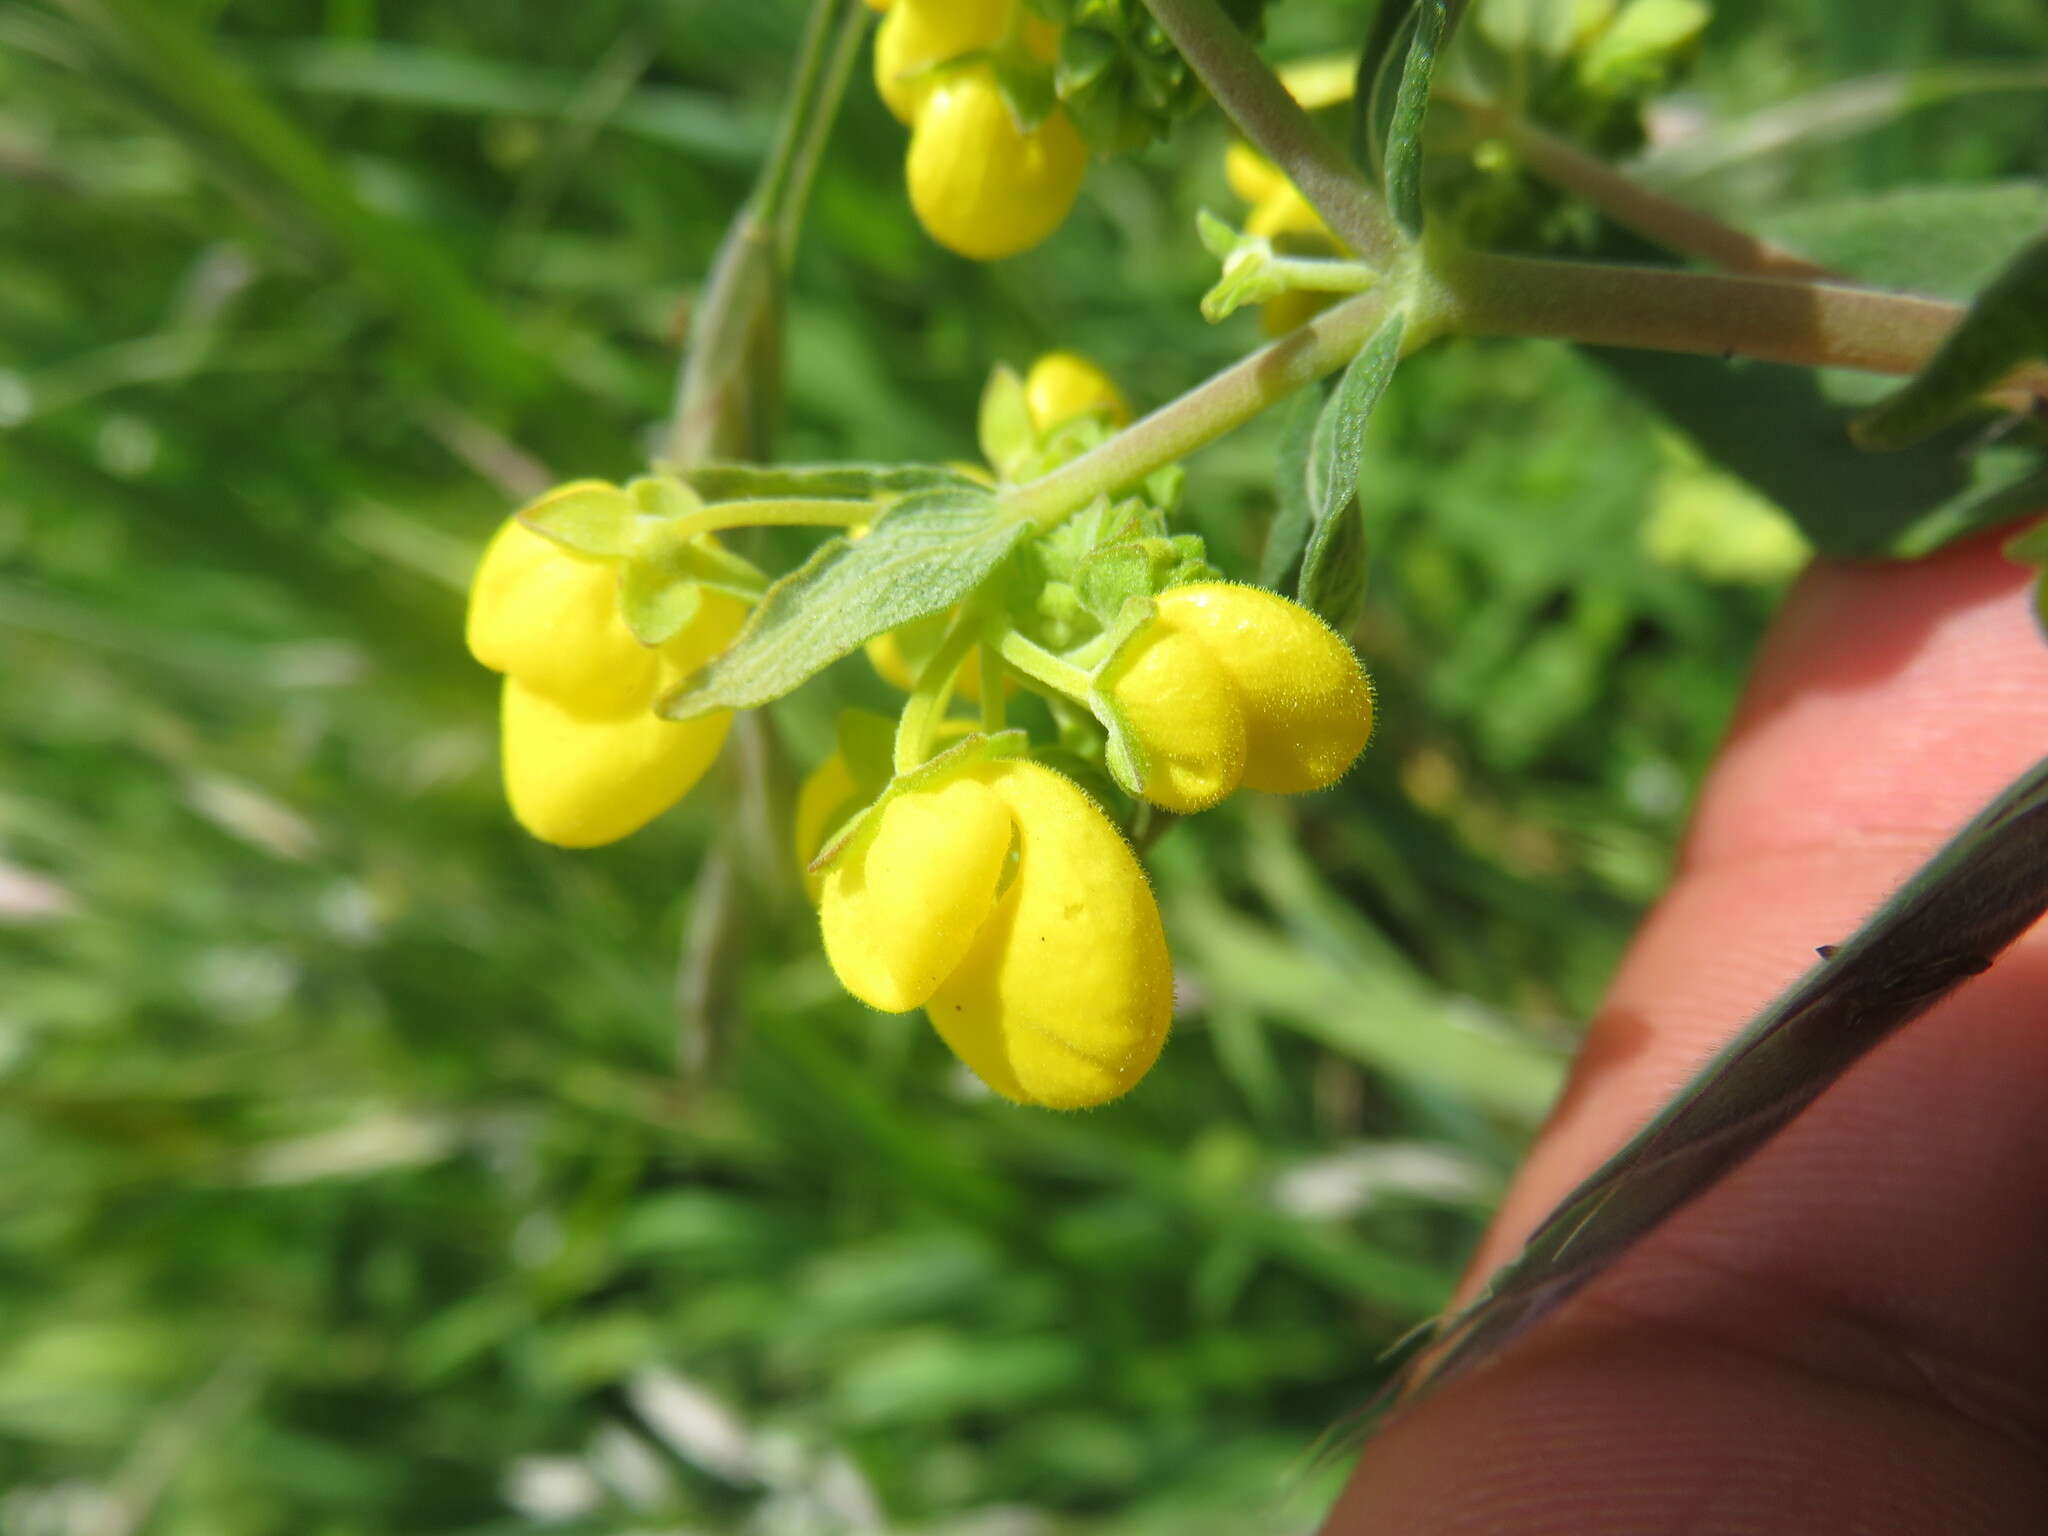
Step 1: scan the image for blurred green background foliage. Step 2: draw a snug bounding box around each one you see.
[2,0,2045,1531]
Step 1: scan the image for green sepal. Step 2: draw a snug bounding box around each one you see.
[661,487,1026,719]
[1082,596,1167,802]
[619,553,705,647]
[807,728,1033,878]
[516,480,642,557]
[611,475,764,644]
[1075,529,1217,625]
[987,49,1058,134]
[1198,218,1294,325]
[978,364,1035,480]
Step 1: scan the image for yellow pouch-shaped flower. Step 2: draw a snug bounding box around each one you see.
[819,759,1171,1108]
[473,503,748,847]
[501,672,733,849]
[927,763,1171,1109]
[907,68,1086,261]
[1152,583,1373,794]
[821,773,1012,1012]
[1098,623,1247,814]
[467,513,656,716]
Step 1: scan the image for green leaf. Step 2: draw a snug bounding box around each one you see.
[515,481,639,556]
[1592,347,2048,558]
[1307,313,1404,526]
[1756,183,2048,300]
[1299,490,1371,634]
[1382,0,1449,234]
[661,488,1026,718]
[1258,384,1323,590]
[977,365,1034,478]
[1766,183,2048,302]
[1297,313,1404,627]
[680,462,985,503]
[1853,233,2048,450]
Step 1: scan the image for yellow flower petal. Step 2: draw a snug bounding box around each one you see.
[660,588,749,677]
[499,677,732,848]
[906,69,1086,261]
[1100,621,1247,813]
[821,773,1013,1013]
[466,515,656,715]
[1023,351,1130,432]
[1154,583,1373,794]
[871,0,1012,125]
[926,762,1171,1109]
[1223,141,1286,205]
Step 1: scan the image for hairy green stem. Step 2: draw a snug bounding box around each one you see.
[1435,247,1965,374]
[1140,0,1407,266]
[999,278,1421,531]
[1448,95,1834,281]
[995,628,1098,705]
[997,242,2047,546]
[894,607,981,772]
[664,0,866,462]
[772,3,869,263]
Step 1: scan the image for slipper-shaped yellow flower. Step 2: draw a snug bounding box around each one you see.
[906,66,1087,261]
[820,758,1172,1108]
[467,516,745,848]
[1102,582,1373,811]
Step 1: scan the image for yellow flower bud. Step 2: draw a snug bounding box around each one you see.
[820,759,1171,1108]
[1098,623,1246,814]
[906,68,1086,261]
[1023,351,1130,433]
[466,513,746,847]
[871,0,1012,125]
[1152,583,1373,795]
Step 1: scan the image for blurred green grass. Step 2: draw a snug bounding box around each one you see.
[2,1,2044,1531]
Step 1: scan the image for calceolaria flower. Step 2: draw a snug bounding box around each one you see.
[1101,582,1374,813]
[872,0,1086,260]
[466,510,745,848]
[819,757,1172,1109]
[907,66,1087,261]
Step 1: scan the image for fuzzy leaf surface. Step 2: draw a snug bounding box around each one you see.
[662,489,1025,718]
